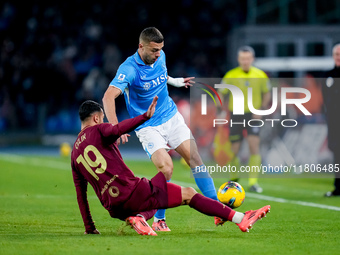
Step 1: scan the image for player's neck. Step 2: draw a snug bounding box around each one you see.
[80,122,93,131]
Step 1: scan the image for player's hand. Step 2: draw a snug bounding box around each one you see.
[184,77,195,88]
[84,229,100,235]
[146,96,158,119]
[117,134,131,145]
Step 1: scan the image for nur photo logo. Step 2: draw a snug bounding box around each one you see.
[197,81,312,128]
[197,82,223,115]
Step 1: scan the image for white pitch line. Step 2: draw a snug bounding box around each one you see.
[246,193,340,211]
[0,153,70,170]
[1,153,340,212]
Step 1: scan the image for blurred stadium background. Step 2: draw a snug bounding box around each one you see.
[0,0,339,163]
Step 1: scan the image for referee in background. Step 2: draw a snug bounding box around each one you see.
[218,46,271,193]
[322,43,340,197]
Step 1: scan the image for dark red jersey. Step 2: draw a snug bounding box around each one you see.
[71,113,148,232]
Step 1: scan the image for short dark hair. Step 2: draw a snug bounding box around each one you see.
[139,27,164,44]
[79,100,103,121]
[332,43,340,54]
[238,46,255,57]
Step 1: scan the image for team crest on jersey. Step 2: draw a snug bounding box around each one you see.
[143,82,151,91]
[148,142,154,150]
[118,73,126,81]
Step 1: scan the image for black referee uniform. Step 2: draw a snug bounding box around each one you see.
[322,66,340,196]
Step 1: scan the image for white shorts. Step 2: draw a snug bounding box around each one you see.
[135,112,193,158]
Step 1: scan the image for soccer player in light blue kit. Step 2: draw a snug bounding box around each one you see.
[103,27,221,231]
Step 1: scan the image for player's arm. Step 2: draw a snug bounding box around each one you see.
[72,162,100,235]
[102,86,130,144]
[102,86,121,125]
[167,76,195,88]
[103,65,135,144]
[99,96,158,142]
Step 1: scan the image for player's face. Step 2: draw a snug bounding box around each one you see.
[139,41,164,65]
[238,51,254,72]
[333,46,340,67]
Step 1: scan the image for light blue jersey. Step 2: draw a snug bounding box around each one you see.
[110,50,177,130]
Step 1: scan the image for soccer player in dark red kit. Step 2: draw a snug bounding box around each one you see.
[71,96,270,236]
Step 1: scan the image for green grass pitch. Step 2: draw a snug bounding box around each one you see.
[1,154,340,255]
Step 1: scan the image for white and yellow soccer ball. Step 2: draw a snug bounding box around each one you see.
[217,181,245,208]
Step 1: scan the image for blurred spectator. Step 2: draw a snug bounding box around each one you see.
[0,1,243,133]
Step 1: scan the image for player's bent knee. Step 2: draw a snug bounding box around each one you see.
[181,187,197,205]
[187,187,197,197]
[157,164,173,180]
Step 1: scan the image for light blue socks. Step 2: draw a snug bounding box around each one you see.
[192,164,218,201]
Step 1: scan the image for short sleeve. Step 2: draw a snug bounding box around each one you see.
[109,63,136,94]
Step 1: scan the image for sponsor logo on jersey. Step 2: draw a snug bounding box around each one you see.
[142,72,167,91]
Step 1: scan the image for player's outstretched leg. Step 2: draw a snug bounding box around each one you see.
[236,205,270,232]
[126,215,157,236]
[177,140,224,227]
[180,186,270,233]
[191,166,224,226]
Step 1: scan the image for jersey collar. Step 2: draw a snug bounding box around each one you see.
[134,50,146,66]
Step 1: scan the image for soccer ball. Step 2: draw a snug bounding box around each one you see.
[217,181,245,208]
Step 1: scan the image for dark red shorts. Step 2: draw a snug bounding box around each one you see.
[109,172,182,220]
